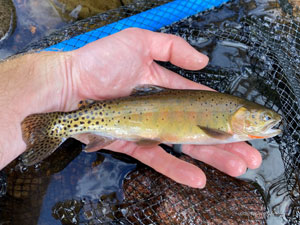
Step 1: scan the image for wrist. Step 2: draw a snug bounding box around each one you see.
[0,51,77,121]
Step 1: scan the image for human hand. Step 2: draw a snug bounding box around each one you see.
[0,28,262,188]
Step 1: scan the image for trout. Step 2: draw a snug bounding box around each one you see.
[21,85,281,166]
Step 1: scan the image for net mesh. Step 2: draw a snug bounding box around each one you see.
[1,0,300,224]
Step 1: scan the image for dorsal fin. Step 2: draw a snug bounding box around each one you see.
[77,100,96,109]
[130,84,169,96]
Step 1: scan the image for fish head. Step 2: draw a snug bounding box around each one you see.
[231,106,282,139]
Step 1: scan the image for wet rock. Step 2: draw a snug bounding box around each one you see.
[0,0,16,44]
[49,0,134,21]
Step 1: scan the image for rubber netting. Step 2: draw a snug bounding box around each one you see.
[1,0,300,224]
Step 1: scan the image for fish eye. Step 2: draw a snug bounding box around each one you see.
[265,115,271,121]
[262,113,272,121]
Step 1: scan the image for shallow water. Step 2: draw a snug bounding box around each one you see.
[0,0,299,224]
[0,0,67,60]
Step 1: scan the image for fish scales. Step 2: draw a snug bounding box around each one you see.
[50,91,240,143]
[21,85,281,166]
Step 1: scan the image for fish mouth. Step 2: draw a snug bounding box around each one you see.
[263,118,282,137]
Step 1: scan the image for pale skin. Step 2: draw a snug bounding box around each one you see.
[0,28,262,188]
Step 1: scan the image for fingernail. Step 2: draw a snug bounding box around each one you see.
[197,180,206,189]
[198,54,209,65]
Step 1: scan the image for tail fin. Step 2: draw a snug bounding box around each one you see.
[21,113,64,166]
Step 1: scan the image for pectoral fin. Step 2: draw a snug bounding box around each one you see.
[72,133,114,152]
[198,126,233,140]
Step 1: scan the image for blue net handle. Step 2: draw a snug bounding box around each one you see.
[45,0,228,51]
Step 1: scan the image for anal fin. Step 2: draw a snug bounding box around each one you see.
[72,133,114,152]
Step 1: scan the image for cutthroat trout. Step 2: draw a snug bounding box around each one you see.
[21,85,281,166]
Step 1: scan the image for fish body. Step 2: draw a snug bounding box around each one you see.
[21,85,281,166]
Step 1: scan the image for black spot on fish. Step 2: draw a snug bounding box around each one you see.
[91,117,95,120]
[86,116,90,119]
[74,118,79,121]
[67,125,71,128]
[103,104,106,107]
[96,121,99,125]
[105,113,108,116]
[80,121,84,125]
[101,119,104,122]
[88,121,91,124]
[74,124,78,127]
[79,112,83,116]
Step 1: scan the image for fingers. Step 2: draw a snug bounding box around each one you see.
[122,28,209,70]
[145,62,214,91]
[182,145,248,177]
[146,31,209,70]
[106,140,206,188]
[214,142,262,169]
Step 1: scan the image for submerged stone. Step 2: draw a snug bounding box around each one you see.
[49,0,134,21]
[0,0,16,44]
